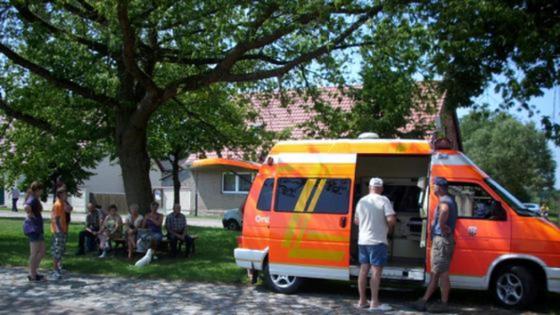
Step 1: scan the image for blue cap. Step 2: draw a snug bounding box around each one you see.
[434,177,448,187]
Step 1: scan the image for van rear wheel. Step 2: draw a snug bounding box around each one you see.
[492,265,536,309]
[264,262,303,294]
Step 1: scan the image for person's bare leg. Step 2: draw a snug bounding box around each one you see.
[422,272,441,302]
[358,264,369,307]
[370,266,383,307]
[127,231,134,259]
[38,241,45,262]
[29,242,38,278]
[439,271,451,303]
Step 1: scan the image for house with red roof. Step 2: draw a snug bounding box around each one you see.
[158,87,461,216]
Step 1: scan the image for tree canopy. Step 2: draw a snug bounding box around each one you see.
[0,0,384,209]
[1,0,559,210]
[461,110,556,202]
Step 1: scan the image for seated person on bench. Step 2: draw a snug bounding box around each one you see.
[166,204,192,257]
[124,204,144,259]
[142,202,164,251]
[98,204,123,258]
[76,202,102,255]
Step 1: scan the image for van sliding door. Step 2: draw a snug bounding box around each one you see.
[269,177,353,281]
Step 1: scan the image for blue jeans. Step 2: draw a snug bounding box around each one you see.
[358,243,388,267]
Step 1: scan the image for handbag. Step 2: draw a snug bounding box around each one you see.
[23,217,39,236]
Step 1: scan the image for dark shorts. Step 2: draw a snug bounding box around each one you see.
[431,235,455,273]
[359,243,388,267]
[28,233,44,243]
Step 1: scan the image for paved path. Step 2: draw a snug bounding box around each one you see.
[2,267,558,315]
[0,210,222,228]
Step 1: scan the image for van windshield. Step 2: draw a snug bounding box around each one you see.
[485,178,538,217]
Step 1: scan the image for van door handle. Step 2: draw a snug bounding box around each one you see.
[468,226,478,236]
[339,217,347,228]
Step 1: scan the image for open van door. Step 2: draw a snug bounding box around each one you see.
[429,152,511,288]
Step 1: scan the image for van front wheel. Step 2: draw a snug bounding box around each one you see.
[492,265,536,309]
[264,263,303,294]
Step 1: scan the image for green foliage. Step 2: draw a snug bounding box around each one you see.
[148,85,277,164]
[301,13,438,138]
[461,110,556,201]
[423,0,560,144]
[0,77,108,194]
[0,218,246,283]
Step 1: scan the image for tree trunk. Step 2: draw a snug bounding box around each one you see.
[116,111,154,214]
[171,152,181,206]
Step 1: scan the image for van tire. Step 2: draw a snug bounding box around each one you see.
[492,265,536,309]
[263,262,303,294]
[225,219,241,231]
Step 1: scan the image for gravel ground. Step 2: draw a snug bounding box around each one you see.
[1,267,558,315]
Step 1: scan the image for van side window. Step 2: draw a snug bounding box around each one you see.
[275,178,350,214]
[256,178,274,211]
[448,182,506,220]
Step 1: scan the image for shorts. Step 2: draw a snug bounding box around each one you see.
[51,232,67,261]
[431,235,455,273]
[358,243,388,267]
[149,232,163,242]
[28,233,44,243]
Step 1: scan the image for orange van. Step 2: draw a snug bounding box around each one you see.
[233,138,560,308]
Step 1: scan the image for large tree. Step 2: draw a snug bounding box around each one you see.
[461,110,556,201]
[0,0,385,210]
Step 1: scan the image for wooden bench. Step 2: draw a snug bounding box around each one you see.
[160,235,198,256]
[112,235,198,256]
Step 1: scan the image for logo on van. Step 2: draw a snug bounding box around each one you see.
[255,215,270,224]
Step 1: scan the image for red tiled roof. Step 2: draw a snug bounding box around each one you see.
[183,86,445,166]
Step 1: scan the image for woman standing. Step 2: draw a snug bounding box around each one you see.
[124,204,143,259]
[23,182,45,281]
[98,204,123,258]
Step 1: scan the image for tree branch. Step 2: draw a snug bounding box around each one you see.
[0,43,117,107]
[222,7,380,83]
[57,0,108,26]
[158,51,289,66]
[14,4,115,58]
[117,0,161,94]
[0,97,54,133]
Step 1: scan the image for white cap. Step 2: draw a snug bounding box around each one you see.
[369,177,383,187]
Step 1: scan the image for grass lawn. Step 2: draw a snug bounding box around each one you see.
[0,218,246,284]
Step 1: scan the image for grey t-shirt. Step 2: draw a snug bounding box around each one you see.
[432,194,458,237]
[355,193,396,245]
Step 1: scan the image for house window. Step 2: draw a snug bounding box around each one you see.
[222,172,254,194]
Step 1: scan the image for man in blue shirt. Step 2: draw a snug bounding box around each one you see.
[413,177,458,312]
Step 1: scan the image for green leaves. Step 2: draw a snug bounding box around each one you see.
[461,109,556,201]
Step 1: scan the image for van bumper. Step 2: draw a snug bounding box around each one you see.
[547,267,560,294]
[234,248,267,271]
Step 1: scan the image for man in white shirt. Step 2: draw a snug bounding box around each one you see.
[354,177,396,311]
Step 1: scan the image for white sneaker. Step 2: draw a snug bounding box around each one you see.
[369,304,392,312]
[99,251,107,258]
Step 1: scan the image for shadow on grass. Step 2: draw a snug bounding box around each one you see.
[0,218,246,284]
